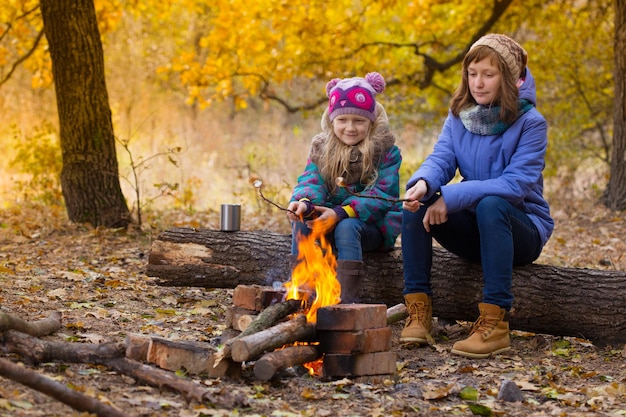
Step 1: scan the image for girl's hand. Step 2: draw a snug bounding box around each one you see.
[403,180,427,212]
[423,197,448,233]
[305,206,338,229]
[286,201,306,222]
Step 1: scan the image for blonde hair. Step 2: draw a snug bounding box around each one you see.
[318,102,388,194]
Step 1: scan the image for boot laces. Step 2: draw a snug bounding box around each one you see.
[470,315,499,336]
[406,301,428,326]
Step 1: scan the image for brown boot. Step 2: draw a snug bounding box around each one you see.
[451,302,511,358]
[399,293,432,344]
[336,260,364,304]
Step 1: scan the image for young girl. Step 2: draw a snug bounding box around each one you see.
[286,72,402,303]
[401,34,554,357]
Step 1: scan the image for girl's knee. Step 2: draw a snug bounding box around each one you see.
[335,218,361,236]
[476,195,507,212]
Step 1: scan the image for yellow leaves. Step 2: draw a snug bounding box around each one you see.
[300,387,320,400]
[421,381,461,400]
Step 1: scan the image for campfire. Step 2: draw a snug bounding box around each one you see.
[215,217,398,382]
[284,216,340,322]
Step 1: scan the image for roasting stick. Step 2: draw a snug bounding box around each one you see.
[253,180,297,215]
[335,177,420,204]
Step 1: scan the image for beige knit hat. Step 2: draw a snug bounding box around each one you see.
[470,34,528,79]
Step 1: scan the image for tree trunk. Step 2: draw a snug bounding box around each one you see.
[40,0,130,228]
[606,0,626,210]
[147,228,626,346]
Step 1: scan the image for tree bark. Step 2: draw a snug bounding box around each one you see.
[40,0,130,228]
[606,0,626,210]
[147,228,626,346]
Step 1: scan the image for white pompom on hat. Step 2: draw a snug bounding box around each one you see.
[326,72,386,122]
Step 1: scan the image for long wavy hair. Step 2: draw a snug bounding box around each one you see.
[318,102,388,194]
[450,46,521,124]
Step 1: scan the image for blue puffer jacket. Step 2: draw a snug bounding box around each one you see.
[406,68,554,246]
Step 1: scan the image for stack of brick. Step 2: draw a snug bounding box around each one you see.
[316,304,397,382]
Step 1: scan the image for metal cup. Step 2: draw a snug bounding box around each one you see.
[220,204,241,232]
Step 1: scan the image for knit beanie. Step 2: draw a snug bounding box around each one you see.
[326,72,386,122]
[470,34,528,79]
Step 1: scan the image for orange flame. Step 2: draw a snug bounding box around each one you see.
[284,216,340,323]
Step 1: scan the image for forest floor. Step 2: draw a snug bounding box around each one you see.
[0,189,625,417]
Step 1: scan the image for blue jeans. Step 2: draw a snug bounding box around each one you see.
[291,218,383,261]
[401,195,542,310]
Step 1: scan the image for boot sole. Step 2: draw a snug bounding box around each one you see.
[399,336,429,345]
[450,346,511,359]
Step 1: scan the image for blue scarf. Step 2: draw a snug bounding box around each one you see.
[460,99,534,135]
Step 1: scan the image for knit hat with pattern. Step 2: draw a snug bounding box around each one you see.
[470,34,528,79]
[326,72,385,122]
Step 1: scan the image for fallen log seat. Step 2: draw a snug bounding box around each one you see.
[146,228,626,346]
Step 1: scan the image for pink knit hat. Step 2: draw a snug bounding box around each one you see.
[326,72,386,122]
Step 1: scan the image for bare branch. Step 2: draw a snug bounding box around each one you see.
[0,29,45,88]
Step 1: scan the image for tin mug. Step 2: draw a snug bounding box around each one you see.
[220,204,241,232]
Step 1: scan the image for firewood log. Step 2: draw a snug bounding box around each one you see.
[253,345,321,381]
[230,314,316,362]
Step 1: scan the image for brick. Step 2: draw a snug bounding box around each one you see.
[318,327,392,354]
[316,304,387,331]
[322,351,397,377]
[232,285,285,311]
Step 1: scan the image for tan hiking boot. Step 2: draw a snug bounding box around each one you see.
[451,302,511,358]
[400,293,432,344]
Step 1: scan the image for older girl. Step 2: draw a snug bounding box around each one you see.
[401,34,554,357]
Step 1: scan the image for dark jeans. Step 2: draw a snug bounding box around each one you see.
[291,218,383,261]
[401,195,542,310]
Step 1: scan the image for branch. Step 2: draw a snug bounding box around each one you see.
[255,0,516,111]
[0,311,62,336]
[0,29,45,88]
[0,358,128,417]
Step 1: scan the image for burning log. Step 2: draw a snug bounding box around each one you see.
[215,299,302,367]
[235,299,301,339]
[147,228,626,346]
[253,345,321,382]
[230,314,316,362]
